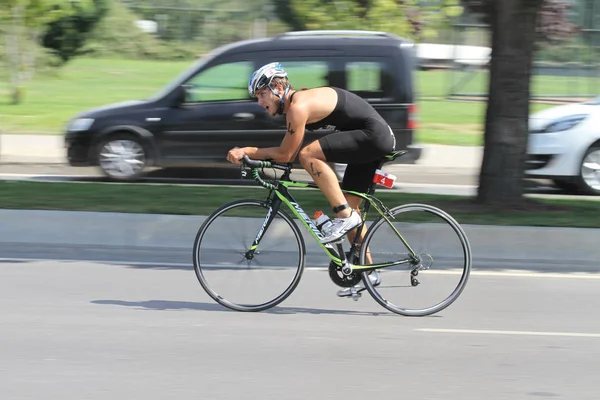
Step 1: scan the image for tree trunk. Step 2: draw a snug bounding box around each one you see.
[477,0,544,206]
[4,5,39,105]
[6,5,24,105]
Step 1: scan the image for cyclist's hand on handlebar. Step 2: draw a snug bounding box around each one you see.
[227,147,245,164]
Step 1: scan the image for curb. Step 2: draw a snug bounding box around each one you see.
[1,209,598,270]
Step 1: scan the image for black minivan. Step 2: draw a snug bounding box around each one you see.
[64,30,421,181]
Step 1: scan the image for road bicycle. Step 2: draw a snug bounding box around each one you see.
[192,151,472,316]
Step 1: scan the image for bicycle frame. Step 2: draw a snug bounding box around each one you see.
[243,163,419,272]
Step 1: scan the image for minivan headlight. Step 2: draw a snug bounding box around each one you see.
[543,114,588,133]
[68,118,95,132]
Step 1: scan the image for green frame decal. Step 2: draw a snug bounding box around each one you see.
[242,159,418,271]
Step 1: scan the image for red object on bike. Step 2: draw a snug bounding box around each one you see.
[373,169,397,188]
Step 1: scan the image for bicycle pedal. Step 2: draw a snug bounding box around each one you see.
[338,286,367,297]
[350,288,362,301]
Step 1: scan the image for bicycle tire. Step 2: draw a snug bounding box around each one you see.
[359,203,472,316]
[193,199,306,312]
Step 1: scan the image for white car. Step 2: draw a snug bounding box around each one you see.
[527,96,600,195]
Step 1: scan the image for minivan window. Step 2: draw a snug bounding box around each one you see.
[185,61,253,102]
[346,59,393,98]
[275,60,329,89]
[348,61,381,91]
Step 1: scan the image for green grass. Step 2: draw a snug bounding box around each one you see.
[418,69,600,98]
[0,58,594,145]
[0,180,598,228]
[0,58,190,134]
[415,99,555,146]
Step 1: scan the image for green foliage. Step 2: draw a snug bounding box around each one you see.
[274,0,465,41]
[124,0,273,47]
[414,0,465,40]
[0,0,94,104]
[460,0,580,43]
[81,0,201,61]
[0,0,102,39]
[276,0,411,37]
[40,0,110,65]
[460,0,599,65]
[0,0,75,28]
[576,0,600,30]
[535,36,600,65]
[274,0,302,31]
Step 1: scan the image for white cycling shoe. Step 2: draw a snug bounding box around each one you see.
[337,270,381,297]
[320,211,362,244]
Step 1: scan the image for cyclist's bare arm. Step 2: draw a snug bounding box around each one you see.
[236,104,308,163]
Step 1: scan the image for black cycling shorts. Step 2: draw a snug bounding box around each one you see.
[318,119,396,193]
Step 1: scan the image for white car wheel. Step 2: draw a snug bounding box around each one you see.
[579,146,600,195]
[98,136,146,181]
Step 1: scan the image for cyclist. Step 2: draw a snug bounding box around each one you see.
[226,62,396,293]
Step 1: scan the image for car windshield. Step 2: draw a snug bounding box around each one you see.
[145,38,259,102]
[146,55,213,102]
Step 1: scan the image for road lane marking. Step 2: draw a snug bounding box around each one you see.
[416,328,600,338]
[419,270,600,279]
[1,258,599,279]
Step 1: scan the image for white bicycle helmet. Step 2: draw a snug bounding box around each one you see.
[248,62,288,98]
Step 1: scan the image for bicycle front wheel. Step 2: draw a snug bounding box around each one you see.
[193,199,306,312]
[360,203,472,317]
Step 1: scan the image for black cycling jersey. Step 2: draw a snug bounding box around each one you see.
[296,86,387,131]
[289,86,396,194]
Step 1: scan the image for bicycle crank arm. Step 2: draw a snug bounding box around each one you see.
[332,241,355,275]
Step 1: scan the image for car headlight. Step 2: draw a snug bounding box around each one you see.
[68,118,95,132]
[543,114,588,133]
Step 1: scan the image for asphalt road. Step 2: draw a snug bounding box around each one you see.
[1,248,599,399]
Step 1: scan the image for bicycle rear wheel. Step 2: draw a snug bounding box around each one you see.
[359,203,472,316]
[193,199,306,312]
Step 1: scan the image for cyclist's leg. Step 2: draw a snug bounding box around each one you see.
[340,160,381,264]
[299,130,377,243]
[310,124,394,295]
[297,140,354,219]
[306,128,381,213]
[337,164,383,297]
[300,126,392,243]
[344,194,372,264]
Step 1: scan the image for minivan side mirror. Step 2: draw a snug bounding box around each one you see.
[172,85,189,106]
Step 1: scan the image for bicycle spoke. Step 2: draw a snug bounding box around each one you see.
[359,203,472,317]
[193,200,305,312]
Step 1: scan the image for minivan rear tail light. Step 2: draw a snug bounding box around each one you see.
[408,103,417,130]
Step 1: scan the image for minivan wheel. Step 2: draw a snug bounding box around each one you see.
[97,134,147,181]
[578,146,600,195]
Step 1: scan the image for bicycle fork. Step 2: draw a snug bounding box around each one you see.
[244,196,282,260]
